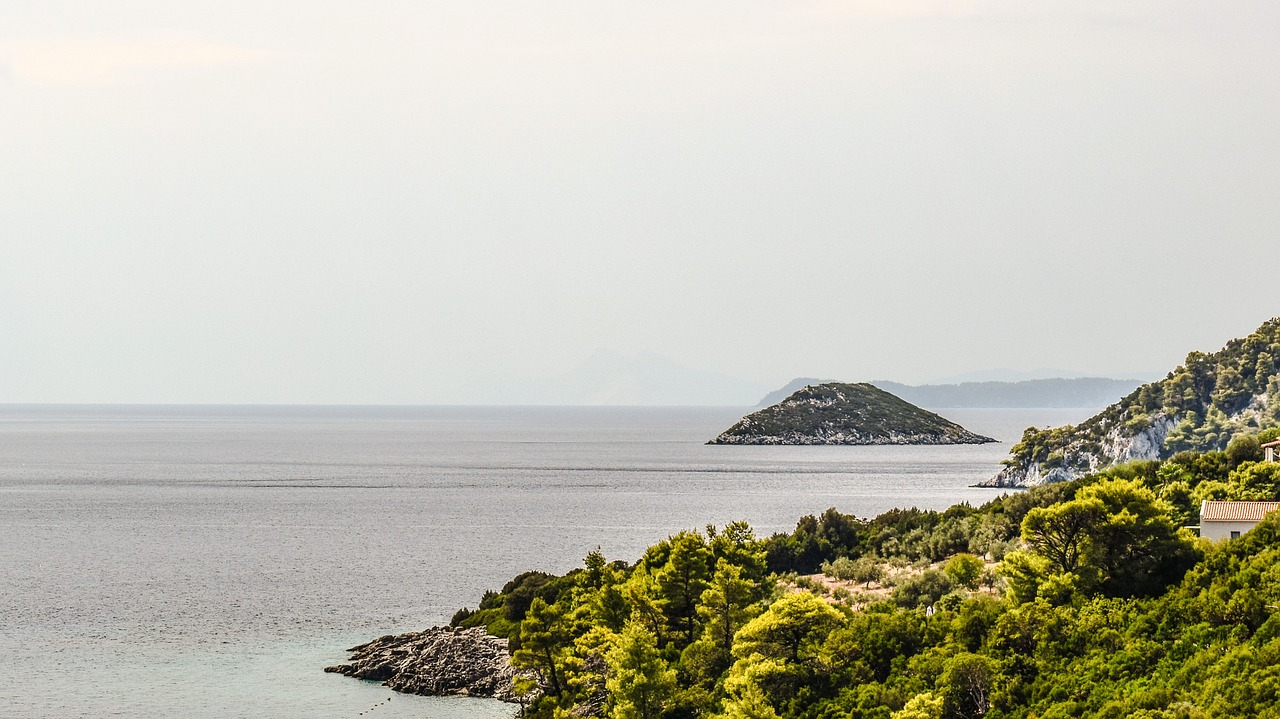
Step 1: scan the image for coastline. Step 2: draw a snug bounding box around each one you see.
[3,405,1081,717]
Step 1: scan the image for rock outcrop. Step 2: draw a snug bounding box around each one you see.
[980,415,1179,488]
[324,626,535,703]
[710,382,996,446]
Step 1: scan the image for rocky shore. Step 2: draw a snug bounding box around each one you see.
[324,626,535,703]
[711,429,994,445]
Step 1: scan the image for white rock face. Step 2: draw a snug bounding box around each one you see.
[983,414,1181,488]
[983,461,1074,488]
[1100,414,1178,465]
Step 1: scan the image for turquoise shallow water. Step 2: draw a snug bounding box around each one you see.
[0,405,1089,718]
[7,634,511,718]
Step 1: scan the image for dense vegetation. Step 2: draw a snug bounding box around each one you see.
[450,435,1280,719]
[1000,317,1280,482]
[711,383,995,445]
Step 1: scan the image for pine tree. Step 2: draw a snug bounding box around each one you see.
[605,623,676,719]
[654,530,712,646]
[513,597,569,697]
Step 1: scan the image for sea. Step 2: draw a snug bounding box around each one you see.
[0,405,1092,719]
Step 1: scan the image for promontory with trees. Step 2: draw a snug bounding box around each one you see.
[329,318,1280,718]
[430,443,1280,719]
[988,317,1280,487]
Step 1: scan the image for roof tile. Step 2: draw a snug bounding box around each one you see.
[1201,501,1280,522]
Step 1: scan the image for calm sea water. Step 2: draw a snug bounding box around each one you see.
[0,405,1090,719]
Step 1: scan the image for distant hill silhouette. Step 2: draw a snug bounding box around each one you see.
[755,378,838,407]
[757,377,1143,409]
[875,378,1144,409]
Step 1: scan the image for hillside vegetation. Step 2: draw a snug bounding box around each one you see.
[451,439,1280,719]
[711,383,995,445]
[989,317,1280,487]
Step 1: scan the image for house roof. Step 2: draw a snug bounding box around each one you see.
[1261,440,1280,448]
[1201,501,1280,522]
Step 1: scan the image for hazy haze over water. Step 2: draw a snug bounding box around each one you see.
[3,1,1279,403]
[1,405,1089,718]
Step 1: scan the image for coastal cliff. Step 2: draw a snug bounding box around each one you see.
[324,626,534,703]
[982,415,1178,487]
[984,317,1280,487]
[710,382,996,445]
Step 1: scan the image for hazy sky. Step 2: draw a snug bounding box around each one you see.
[3,1,1278,403]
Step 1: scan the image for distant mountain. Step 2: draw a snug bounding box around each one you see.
[985,317,1280,488]
[758,377,1144,409]
[929,368,1164,384]
[712,382,996,445]
[497,350,772,406]
[928,367,1095,383]
[755,378,837,407]
[874,378,1144,409]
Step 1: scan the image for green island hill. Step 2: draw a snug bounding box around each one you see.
[330,440,1280,718]
[709,382,997,446]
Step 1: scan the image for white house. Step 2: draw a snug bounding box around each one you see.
[1199,500,1280,540]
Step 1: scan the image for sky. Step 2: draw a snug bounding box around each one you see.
[2,1,1278,403]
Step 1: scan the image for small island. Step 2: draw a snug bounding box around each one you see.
[709,382,996,445]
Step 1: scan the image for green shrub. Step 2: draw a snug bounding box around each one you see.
[943,554,985,590]
[822,556,885,587]
[1226,433,1263,467]
[892,569,953,609]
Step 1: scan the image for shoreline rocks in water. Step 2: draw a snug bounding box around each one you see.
[324,626,535,704]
